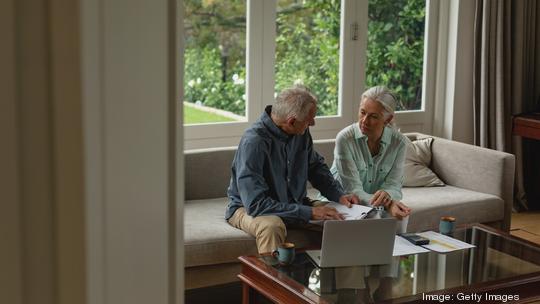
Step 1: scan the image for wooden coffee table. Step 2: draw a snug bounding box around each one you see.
[238,224,540,303]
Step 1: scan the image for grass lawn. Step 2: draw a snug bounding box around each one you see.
[184,105,237,124]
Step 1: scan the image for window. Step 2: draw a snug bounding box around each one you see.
[275,0,341,116]
[183,0,436,149]
[366,0,425,111]
[183,0,247,124]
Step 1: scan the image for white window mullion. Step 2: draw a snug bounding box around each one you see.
[260,0,277,113]
[345,0,368,123]
[418,0,440,134]
[246,0,276,122]
[246,0,264,122]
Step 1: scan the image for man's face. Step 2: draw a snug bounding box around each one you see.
[290,103,316,135]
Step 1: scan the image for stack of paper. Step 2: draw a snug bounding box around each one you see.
[309,202,374,225]
[328,202,374,220]
[416,231,475,253]
[393,236,430,256]
[393,231,476,256]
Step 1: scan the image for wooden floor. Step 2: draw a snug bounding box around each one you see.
[510,211,540,244]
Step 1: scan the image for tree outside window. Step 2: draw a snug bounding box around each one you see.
[183,0,425,125]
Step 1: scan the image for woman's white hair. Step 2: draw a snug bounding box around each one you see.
[361,86,400,127]
[272,85,317,121]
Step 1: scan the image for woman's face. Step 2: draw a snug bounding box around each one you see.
[358,98,390,138]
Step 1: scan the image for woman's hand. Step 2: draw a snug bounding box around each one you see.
[371,190,392,207]
[388,200,412,220]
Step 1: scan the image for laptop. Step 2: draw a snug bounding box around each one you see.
[306,218,396,268]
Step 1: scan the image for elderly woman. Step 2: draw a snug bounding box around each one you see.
[331,85,411,222]
[331,86,412,301]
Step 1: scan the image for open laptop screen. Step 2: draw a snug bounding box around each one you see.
[307,218,396,268]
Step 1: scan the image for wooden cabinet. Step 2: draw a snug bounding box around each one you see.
[513,113,540,140]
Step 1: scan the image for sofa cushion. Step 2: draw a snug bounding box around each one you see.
[313,139,336,166]
[403,185,504,232]
[184,147,236,200]
[184,198,322,267]
[185,139,336,201]
[403,137,445,187]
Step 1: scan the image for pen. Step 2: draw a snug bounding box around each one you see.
[363,208,377,218]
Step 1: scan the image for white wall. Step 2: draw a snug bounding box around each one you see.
[82,0,182,303]
[432,0,475,143]
[450,0,475,144]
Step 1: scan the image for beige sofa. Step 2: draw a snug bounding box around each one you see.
[184,133,515,290]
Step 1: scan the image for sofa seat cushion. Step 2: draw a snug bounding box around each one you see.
[403,185,504,232]
[184,198,322,267]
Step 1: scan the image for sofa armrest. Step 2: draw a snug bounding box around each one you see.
[428,135,515,231]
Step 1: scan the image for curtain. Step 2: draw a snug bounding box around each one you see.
[473,0,540,211]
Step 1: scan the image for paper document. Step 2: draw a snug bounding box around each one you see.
[417,231,475,253]
[309,202,374,224]
[330,202,374,220]
[393,236,430,256]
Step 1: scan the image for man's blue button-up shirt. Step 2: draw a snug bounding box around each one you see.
[225,106,345,224]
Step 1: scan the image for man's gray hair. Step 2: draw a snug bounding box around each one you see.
[272,85,317,121]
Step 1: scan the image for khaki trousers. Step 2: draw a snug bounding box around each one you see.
[228,207,324,254]
[227,207,287,254]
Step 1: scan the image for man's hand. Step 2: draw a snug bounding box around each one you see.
[371,190,392,207]
[338,194,360,208]
[388,200,412,220]
[312,206,345,220]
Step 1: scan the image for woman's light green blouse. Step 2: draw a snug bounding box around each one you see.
[330,123,408,205]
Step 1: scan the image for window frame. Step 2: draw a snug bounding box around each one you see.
[184,0,440,149]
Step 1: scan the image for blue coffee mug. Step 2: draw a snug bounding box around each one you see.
[272,242,295,265]
[439,216,456,235]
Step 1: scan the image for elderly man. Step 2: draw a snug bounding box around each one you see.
[225,85,359,254]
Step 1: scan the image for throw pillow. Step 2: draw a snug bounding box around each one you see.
[403,137,445,187]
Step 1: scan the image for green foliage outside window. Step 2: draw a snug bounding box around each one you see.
[366,0,425,110]
[184,0,247,117]
[275,0,341,116]
[184,0,425,118]
[185,47,246,116]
